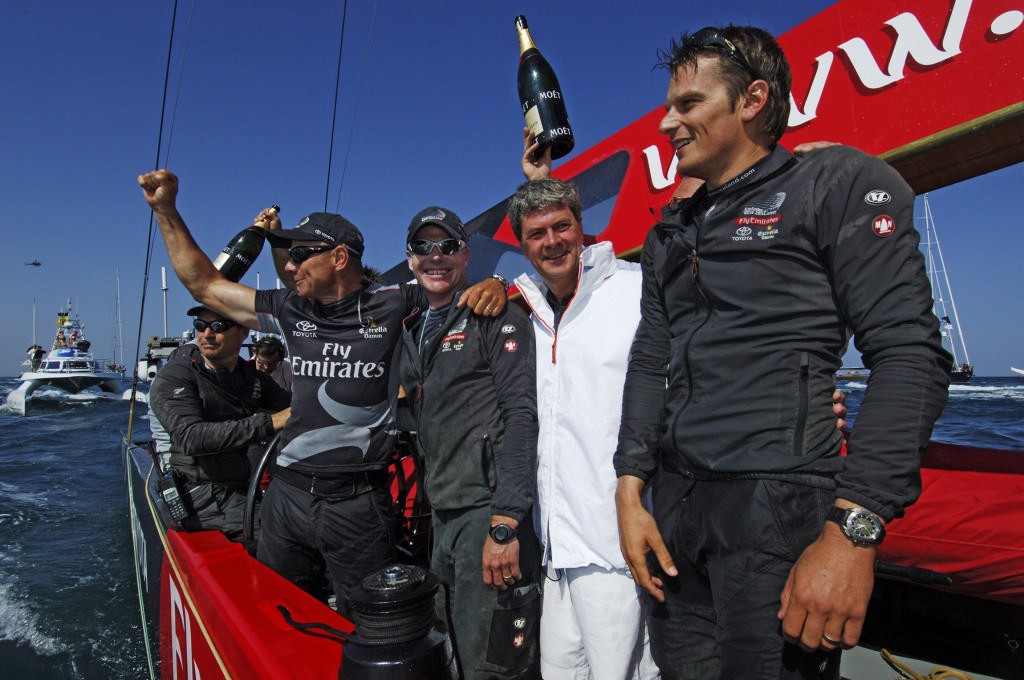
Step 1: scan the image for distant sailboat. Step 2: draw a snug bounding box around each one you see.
[922,194,973,383]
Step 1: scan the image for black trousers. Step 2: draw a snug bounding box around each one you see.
[647,473,841,680]
[256,476,396,618]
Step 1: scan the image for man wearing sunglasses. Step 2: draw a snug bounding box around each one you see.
[612,26,951,678]
[397,207,540,679]
[138,170,507,617]
[149,305,291,548]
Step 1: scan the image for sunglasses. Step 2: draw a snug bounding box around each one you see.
[288,245,335,264]
[685,27,762,82]
[193,318,238,333]
[407,238,466,256]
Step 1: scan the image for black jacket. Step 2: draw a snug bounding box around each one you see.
[614,145,951,521]
[149,344,292,485]
[398,294,538,522]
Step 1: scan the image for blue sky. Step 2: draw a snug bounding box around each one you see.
[3,1,1020,376]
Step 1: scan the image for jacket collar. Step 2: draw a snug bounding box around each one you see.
[515,241,620,327]
[662,145,796,224]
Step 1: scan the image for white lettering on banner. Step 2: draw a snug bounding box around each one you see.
[789,0,971,125]
[169,576,201,680]
[642,145,677,190]
[645,0,1005,187]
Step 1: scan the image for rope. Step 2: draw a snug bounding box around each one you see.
[880,648,977,680]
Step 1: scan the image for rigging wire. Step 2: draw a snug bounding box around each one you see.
[323,0,350,212]
[333,0,380,213]
[127,2,197,677]
[126,0,196,439]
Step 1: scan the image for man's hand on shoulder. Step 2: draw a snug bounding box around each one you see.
[457,277,507,316]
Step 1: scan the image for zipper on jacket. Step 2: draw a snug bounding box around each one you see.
[482,434,496,492]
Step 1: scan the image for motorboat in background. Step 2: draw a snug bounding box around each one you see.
[7,299,126,414]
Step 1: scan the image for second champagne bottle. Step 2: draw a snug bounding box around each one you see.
[212,205,280,282]
[515,15,574,160]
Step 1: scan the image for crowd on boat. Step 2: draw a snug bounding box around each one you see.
[138,24,952,680]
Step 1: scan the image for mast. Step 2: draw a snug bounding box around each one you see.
[113,267,125,371]
[161,266,169,338]
[921,193,972,379]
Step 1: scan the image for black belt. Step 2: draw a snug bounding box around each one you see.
[273,466,389,498]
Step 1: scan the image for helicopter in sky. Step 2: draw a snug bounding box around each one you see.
[24,260,41,267]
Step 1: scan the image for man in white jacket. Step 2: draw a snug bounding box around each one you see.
[509,174,659,680]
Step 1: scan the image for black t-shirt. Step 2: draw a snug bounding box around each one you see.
[255,283,423,476]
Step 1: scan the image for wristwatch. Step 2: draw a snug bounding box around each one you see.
[489,274,511,294]
[826,506,886,546]
[489,523,518,544]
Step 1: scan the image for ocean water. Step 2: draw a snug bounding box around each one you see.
[0,376,1022,678]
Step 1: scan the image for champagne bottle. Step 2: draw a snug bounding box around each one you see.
[213,205,279,282]
[515,15,574,160]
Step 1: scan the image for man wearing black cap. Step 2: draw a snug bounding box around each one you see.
[149,304,291,545]
[137,169,508,615]
[398,207,540,679]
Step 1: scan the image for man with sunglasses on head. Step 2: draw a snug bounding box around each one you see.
[149,305,291,547]
[137,170,507,617]
[397,207,540,679]
[612,26,950,678]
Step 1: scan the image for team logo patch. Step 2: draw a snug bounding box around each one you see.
[296,320,317,332]
[871,215,896,237]
[864,190,891,205]
[741,192,786,215]
[736,192,785,240]
[504,339,518,353]
[512,632,526,648]
[501,324,517,334]
[513,617,527,630]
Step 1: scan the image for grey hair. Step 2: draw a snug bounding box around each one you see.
[507,178,583,242]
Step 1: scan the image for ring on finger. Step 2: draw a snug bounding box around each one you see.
[821,632,841,645]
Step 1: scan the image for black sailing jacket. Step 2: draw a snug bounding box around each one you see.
[614,145,951,520]
[398,294,538,523]
[150,344,291,485]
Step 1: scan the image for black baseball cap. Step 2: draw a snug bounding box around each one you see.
[187,304,232,319]
[406,206,468,243]
[266,212,365,257]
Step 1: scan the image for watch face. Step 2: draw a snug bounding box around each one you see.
[845,509,883,543]
[491,525,514,543]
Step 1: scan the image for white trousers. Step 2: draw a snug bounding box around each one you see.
[540,564,660,680]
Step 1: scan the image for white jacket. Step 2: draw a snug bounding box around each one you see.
[515,242,642,569]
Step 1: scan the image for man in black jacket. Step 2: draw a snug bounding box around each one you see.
[613,26,951,678]
[398,207,540,680]
[150,305,291,544]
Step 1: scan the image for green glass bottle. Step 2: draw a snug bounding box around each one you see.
[212,205,279,282]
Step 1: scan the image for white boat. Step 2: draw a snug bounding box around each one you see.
[7,299,126,415]
[922,194,973,383]
[1011,367,1024,378]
